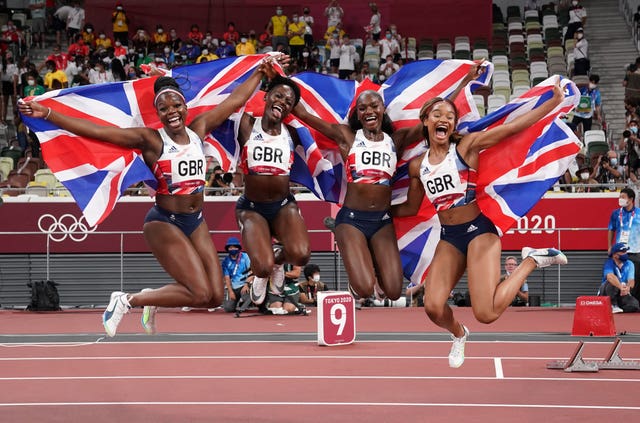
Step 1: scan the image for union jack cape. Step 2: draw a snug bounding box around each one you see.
[21,55,580,284]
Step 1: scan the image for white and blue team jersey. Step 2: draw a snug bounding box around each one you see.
[608,206,640,253]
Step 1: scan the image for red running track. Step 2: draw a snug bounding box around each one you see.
[0,340,639,422]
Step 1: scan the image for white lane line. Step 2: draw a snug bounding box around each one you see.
[494,358,504,379]
[0,375,638,383]
[0,401,639,410]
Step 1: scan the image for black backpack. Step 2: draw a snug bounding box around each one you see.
[27,280,61,311]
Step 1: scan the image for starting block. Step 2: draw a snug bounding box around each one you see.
[546,338,640,372]
[317,291,356,346]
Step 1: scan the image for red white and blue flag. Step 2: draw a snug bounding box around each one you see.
[21,57,579,285]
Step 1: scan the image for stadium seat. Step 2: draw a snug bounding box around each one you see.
[0,171,30,189]
[0,147,22,167]
[584,130,609,159]
[473,48,489,61]
[488,94,507,109]
[34,169,58,190]
[53,182,71,197]
[25,181,49,197]
[512,85,530,98]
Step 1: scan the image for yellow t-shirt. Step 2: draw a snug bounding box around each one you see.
[270,15,288,37]
[44,70,68,89]
[236,43,256,56]
[288,22,305,46]
[112,11,128,32]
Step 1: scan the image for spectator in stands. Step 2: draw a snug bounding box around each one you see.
[388,24,403,61]
[608,187,640,302]
[600,242,639,313]
[268,6,289,52]
[66,2,85,43]
[593,150,623,189]
[572,28,589,76]
[566,0,587,40]
[501,256,528,306]
[324,20,346,42]
[236,34,256,56]
[288,13,306,61]
[214,40,234,59]
[43,59,68,90]
[111,2,129,46]
[134,48,153,69]
[81,23,96,52]
[151,25,168,49]
[326,29,342,74]
[301,7,315,48]
[131,27,150,54]
[356,61,377,83]
[379,29,400,65]
[338,34,357,79]
[0,53,17,128]
[2,21,23,47]
[196,48,218,63]
[111,58,127,82]
[178,41,200,63]
[296,47,317,72]
[247,30,259,51]
[65,55,88,86]
[572,74,601,133]
[324,0,344,28]
[168,28,182,52]
[378,54,399,82]
[187,24,204,46]
[298,264,327,306]
[620,121,640,182]
[68,34,90,58]
[41,45,69,74]
[29,0,47,49]
[207,165,234,196]
[88,60,114,84]
[365,2,382,44]
[221,237,253,313]
[223,22,240,48]
[573,163,599,192]
[158,45,175,67]
[623,59,640,100]
[113,40,128,61]
[95,31,113,52]
[23,71,45,97]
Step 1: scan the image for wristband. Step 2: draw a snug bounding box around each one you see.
[44,107,52,120]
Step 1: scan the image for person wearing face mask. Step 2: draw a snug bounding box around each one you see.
[187,24,203,46]
[66,1,85,43]
[220,237,253,313]
[572,163,597,192]
[326,29,342,74]
[81,23,96,51]
[298,264,327,306]
[95,32,113,51]
[594,150,623,189]
[566,0,587,40]
[608,187,640,304]
[379,29,399,63]
[572,27,589,76]
[215,40,234,59]
[223,22,240,47]
[236,34,256,56]
[297,47,316,71]
[68,34,90,58]
[268,6,289,52]
[287,13,306,61]
[23,71,45,97]
[152,25,168,49]
[301,7,315,48]
[378,54,399,81]
[160,46,175,66]
[112,2,130,46]
[196,48,218,63]
[42,59,68,90]
[572,74,601,133]
[599,242,639,313]
[88,60,114,84]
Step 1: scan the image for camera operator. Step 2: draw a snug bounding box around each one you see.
[207,165,235,196]
[619,121,640,182]
[594,151,623,189]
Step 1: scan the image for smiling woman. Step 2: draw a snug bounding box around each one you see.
[17,59,278,337]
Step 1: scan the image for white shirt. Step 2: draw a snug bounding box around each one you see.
[302,15,314,35]
[325,6,344,27]
[338,44,356,71]
[574,38,588,59]
[379,38,399,59]
[66,7,85,30]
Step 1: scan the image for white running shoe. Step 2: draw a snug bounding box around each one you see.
[448,324,470,368]
[140,288,157,335]
[250,276,268,305]
[103,291,131,337]
[270,264,285,295]
[522,247,568,268]
[612,305,624,314]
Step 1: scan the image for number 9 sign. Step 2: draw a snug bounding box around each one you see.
[317,291,356,346]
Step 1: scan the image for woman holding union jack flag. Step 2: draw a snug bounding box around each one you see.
[18,59,279,338]
[391,78,569,368]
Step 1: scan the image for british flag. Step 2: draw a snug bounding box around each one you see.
[21,57,579,285]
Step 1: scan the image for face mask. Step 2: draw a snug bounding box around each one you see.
[138,53,143,58]
[312,274,320,282]
[138,31,144,37]
[202,50,208,55]
[94,66,101,72]
[631,126,638,134]
[589,83,596,89]
[240,38,247,43]
[220,41,226,46]
[391,29,397,34]
[302,52,309,57]
[619,198,630,208]
[276,9,282,15]
[164,47,171,54]
[99,34,105,39]
[619,253,629,261]
[87,28,92,33]
[577,34,583,39]
[332,34,338,38]
[386,34,391,39]
[572,1,578,5]
[116,6,123,11]
[115,41,121,46]
[158,29,163,33]
[580,172,589,180]
[292,17,298,23]
[228,248,239,256]
[610,158,618,166]
[27,79,35,86]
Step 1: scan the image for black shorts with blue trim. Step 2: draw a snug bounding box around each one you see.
[440,212,498,256]
[334,206,393,240]
[144,205,204,237]
[235,194,297,222]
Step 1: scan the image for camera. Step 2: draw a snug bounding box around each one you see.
[624,130,631,139]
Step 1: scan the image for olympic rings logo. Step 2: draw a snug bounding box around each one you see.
[37,214,97,242]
